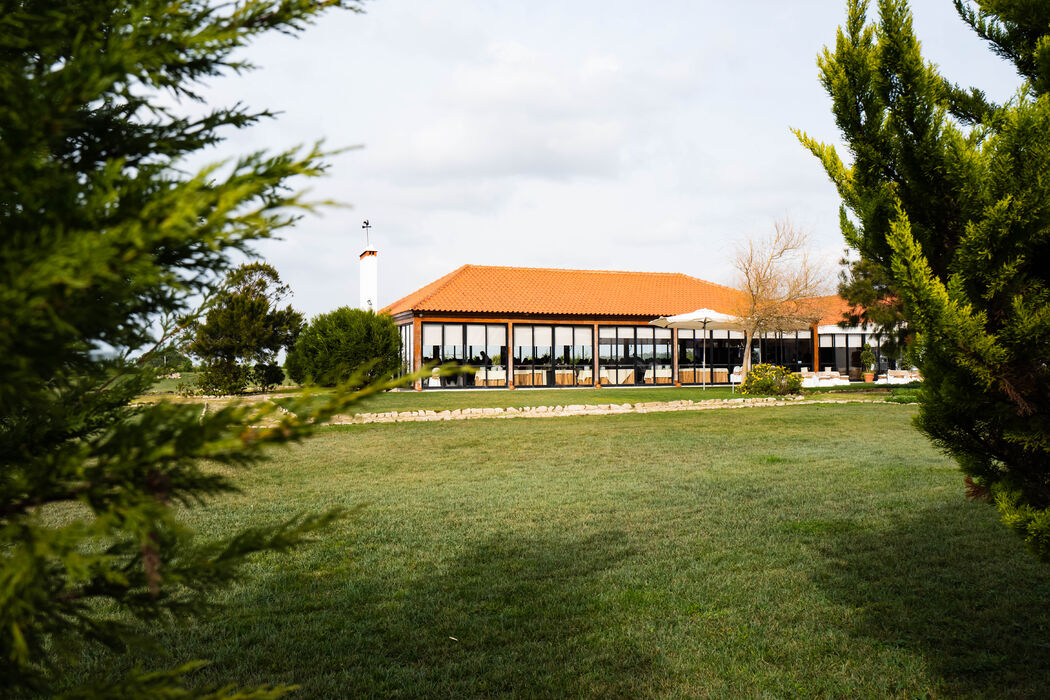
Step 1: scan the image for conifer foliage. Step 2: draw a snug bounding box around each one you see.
[0,0,372,696]
[190,262,304,394]
[285,307,401,387]
[799,0,1050,557]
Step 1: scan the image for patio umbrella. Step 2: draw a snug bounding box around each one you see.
[650,309,744,389]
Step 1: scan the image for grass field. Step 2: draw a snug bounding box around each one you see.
[349,383,909,414]
[147,383,898,415]
[146,372,197,394]
[67,403,1050,696]
[354,385,743,413]
[145,370,904,413]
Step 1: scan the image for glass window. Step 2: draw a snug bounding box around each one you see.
[534,326,553,348]
[678,338,696,367]
[487,324,506,346]
[575,327,592,347]
[834,334,848,372]
[598,331,617,386]
[513,326,533,347]
[422,323,442,365]
[474,324,507,388]
[554,325,573,346]
[443,324,463,345]
[553,326,574,385]
[442,341,463,360]
[466,324,485,346]
[422,324,442,348]
[796,335,813,371]
[398,324,413,375]
[653,334,672,385]
[466,324,486,368]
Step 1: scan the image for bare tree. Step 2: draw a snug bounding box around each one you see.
[732,220,830,374]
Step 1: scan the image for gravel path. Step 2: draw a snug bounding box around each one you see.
[329,396,894,425]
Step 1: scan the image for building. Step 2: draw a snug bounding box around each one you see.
[382,264,886,389]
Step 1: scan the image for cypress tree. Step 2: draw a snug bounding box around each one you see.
[799,0,1050,556]
[190,262,304,394]
[0,1,382,695]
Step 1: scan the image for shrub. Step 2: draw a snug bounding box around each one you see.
[740,363,802,396]
[197,361,249,395]
[174,379,202,397]
[887,387,923,404]
[286,307,401,386]
[252,362,285,392]
[860,343,876,373]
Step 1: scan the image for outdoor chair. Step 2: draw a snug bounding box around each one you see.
[799,368,820,388]
[730,366,743,391]
[427,369,442,388]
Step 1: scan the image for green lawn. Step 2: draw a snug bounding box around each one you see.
[68,404,1050,696]
[355,385,742,413]
[146,371,198,394]
[146,374,898,412]
[348,384,897,414]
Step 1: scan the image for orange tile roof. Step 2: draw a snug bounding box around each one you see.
[812,294,858,326]
[383,264,746,317]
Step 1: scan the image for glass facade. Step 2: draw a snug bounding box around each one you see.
[597,326,672,385]
[675,330,813,384]
[754,330,813,373]
[421,322,508,388]
[409,318,866,389]
[398,324,413,376]
[817,331,890,377]
[676,329,747,384]
[513,324,593,387]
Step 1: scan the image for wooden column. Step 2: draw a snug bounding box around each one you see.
[413,315,423,390]
[672,327,680,386]
[810,324,819,373]
[593,323,601,388]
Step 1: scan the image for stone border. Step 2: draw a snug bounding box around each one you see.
[329,396,896,425]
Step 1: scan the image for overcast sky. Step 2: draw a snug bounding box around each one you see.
[189,0,1020,319]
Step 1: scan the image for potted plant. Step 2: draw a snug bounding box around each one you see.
[860,343,876,382]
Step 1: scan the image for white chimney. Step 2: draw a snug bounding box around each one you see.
[359,219,378,311]
[359,246,378,311]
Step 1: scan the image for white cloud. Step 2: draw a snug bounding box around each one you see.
[167,0,1022,319]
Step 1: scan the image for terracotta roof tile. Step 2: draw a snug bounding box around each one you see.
[812,294,857,326]
[383,265,746,317]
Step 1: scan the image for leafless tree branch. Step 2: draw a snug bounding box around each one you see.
[733,219,831,373]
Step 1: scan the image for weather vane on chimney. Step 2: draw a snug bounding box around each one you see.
[362,219,371,248]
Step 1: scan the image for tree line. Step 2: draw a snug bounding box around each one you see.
[182,262,402,395]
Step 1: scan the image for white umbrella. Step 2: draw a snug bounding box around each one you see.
[650,309,744,389]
